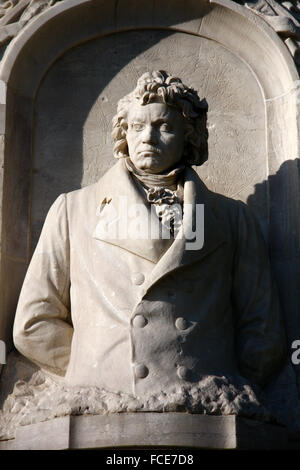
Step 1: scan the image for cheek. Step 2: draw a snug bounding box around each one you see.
[126,133,136,151]
[161,135,184,153]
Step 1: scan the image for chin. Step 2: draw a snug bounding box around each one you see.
[136,159,160,172]
[140,164,163,174]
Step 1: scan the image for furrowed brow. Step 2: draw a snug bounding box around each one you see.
[152,117,170,125]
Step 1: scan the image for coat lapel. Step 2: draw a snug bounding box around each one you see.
[146,166,226,289]
[92,160,173,263]
[92,161,225,286]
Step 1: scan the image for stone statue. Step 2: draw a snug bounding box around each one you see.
[12,71,286,420]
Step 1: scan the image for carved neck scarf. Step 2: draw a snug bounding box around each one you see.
[124,157,185,236]
[124,157,185,190]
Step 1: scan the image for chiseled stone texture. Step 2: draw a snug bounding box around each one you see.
[0,352,273,442]
[31,29,267,254]
[0,413,288,450]
[0,0,299,449]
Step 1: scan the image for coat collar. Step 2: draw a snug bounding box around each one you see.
[92,160,225,285]
[93,159,173,263]
[147,166,226,289]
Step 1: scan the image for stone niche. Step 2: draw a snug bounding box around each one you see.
[0,0,300,449]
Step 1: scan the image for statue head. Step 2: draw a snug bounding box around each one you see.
[112,71,208,173]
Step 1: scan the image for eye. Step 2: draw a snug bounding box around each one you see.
[131,123,144,131]
[160,123,172,132]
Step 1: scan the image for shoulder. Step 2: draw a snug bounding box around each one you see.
[194,172,249,219]
[192,170,264,241]
[64,162,121,206]
[58,163,117,211]
[65,180,99,205]
[54,162,123,228]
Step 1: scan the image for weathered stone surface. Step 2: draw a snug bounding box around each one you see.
[0,0,297,354]
[0,0,63,47]
[0,353,273,441]
[31,29,267,253]
[233,0,300,65]
[0,0,299,450]
[0,0,300,70]
[6,70,286,453]
[0,413,288,450]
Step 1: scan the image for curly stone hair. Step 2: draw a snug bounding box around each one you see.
[111,70,208,166]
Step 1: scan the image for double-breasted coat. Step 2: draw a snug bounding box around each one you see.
[13,160,286,397]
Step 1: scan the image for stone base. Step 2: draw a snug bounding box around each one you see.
[0,413,288,450]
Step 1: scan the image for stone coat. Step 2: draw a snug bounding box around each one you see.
[13,160,286,396]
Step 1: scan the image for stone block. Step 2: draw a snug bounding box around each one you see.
[0,413,288,450]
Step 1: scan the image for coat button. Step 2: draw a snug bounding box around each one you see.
[175,317,188,330]
[132,315,147,328]
[177,366,189,380]
[132,273,145,285]
[135,364,149,378]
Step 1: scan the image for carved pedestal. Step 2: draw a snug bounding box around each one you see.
[0,413,288,450]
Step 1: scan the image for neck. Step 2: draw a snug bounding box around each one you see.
[124,157,185,190]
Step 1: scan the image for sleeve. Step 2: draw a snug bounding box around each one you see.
[232,202,287,387]
[13,193,73,377]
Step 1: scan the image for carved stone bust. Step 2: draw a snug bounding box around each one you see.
[9,71,286,424]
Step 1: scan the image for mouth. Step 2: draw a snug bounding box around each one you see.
[138,148,161,156]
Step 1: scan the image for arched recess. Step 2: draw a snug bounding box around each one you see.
[0,0,299,387]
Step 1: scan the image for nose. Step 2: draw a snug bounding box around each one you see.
[142,125,157,144]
